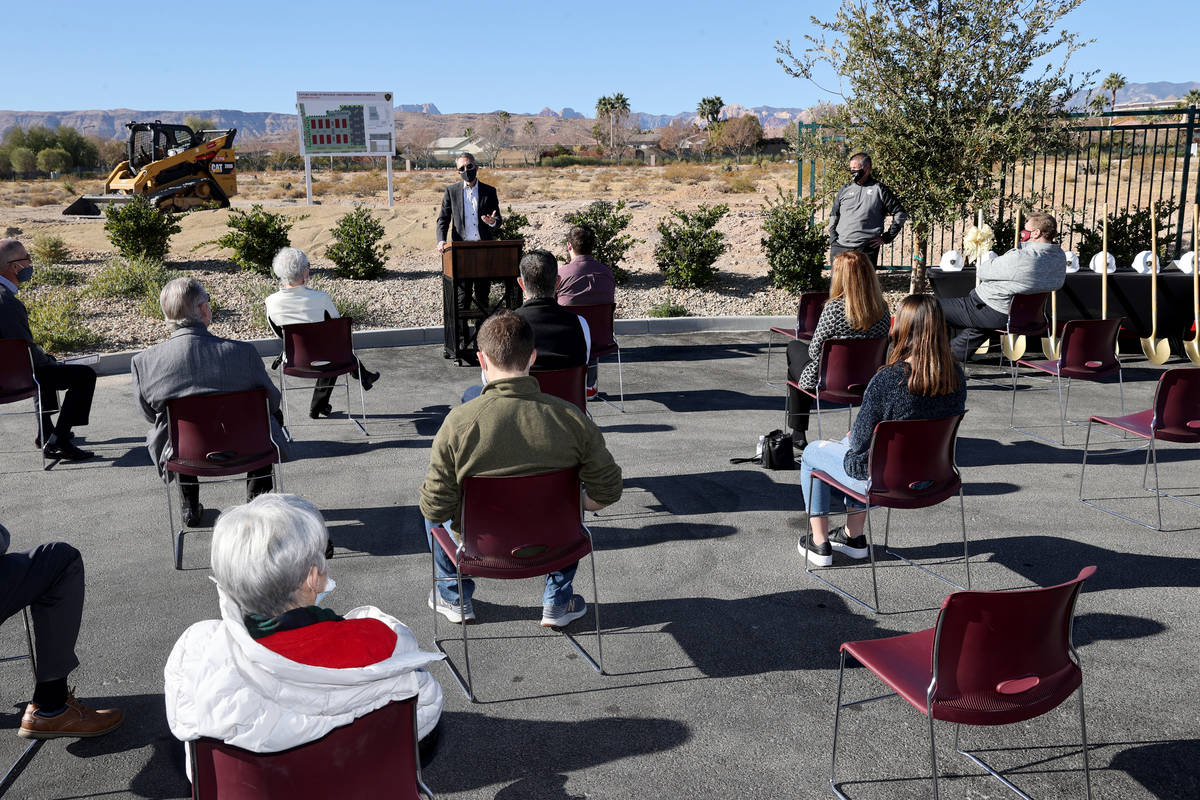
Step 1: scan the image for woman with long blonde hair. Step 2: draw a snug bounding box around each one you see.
[785,250,890,450]
[797,294,966,567]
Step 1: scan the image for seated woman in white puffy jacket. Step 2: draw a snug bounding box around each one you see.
[164,493,444,774]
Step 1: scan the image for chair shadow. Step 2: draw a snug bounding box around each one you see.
[618,340,768,365]
[1109,738,1200,798]
[594,423,675,434]
[493,773,585,800]
[321,505,430,557]
[623,471,799,515]
[594,522,737,551]
[962,481,1021,496]
[620,389,781,413]
[1071,612,1165,647]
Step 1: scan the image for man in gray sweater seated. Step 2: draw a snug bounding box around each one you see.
[939,212,1067,361]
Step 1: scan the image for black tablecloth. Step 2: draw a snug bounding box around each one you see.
[929,268,1198,347]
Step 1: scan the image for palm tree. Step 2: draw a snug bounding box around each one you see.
[1185,89,1200,108]
[595,95,612,154]
[697,96,724,128]
[596,93,630,159]
[1101,72,1126,112]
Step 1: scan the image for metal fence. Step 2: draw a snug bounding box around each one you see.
[798,108,1200,269]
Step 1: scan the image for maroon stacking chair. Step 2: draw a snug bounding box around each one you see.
[807,414,969,613]
[766,291,829,388]
[164,388,283,570]
[280,317,367,435]
[1012,318,1124,445]
[0,338,46,469]
[189,696,434,800]
[429,467,602,702]
[568,303,623,411]
[831,566,1096,800]
[0,609,41,795]
[1080,367,1200,530]
[533,365,588,413]
[982,291,1051,378]
[784,337,888,439]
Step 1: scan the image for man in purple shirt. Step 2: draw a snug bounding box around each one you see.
[555,226,616,397]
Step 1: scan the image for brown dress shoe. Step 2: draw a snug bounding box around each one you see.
[19,696,123,739]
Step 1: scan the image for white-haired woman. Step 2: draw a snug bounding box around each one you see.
[164,494,443,772]
[264,247,380,419]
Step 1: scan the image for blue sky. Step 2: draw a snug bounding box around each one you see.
[5,1,1194,114]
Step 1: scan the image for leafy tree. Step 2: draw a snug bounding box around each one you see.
[402,124,438,168]
[325,205,392,280]
[776,0,1092,292]
[564,199,640,284]
[184,116,216,133]
[518,119,539,165]
[9,146,36,176]
[761,188,829,293]
[53,127,98,170]
[94,136,128,169]
[1101,72,1126,111]
[479,111,511,167]
[658,120,701,160]
[36,148,71,173]
[654,203,730,288]
[21,125,57,154]
[103,195,182,262]
[718,115,763,162]
[0,149,11,177]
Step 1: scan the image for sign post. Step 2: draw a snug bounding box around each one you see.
[295,91,396,206]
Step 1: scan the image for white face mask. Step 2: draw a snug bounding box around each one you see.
[315,575,335,605]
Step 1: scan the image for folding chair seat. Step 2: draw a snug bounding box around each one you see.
[807,413,969,613]
[163,388,284,570]
[569,303,623,411]
[830,566,1096,800]
[968,292,1050,383]
[1,609,42,796]
[1012,318,1124,445]
[279,317,367,435]
[766,291,829,388]
[189,696,434,799]
[532,365,587,413]
[1080,366,1200,530]
[0,338,45,470]
[429,467,603,702]
[784,337,888,439]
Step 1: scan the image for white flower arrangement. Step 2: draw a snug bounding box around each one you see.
[963,224,995,265]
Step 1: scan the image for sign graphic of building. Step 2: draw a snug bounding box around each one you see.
[300,103,367,152]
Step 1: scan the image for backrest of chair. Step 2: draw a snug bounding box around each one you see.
[1153,367,1200,442]
[816,337,889,393]
[166,389,274,462]
[533,365,587,412]
[190,697,422,800]
[931,566,1096,707]
[866,413,965,508]
[284,317,355,369]
[0,338,36,399]
[569,303,616,352]
[460,467,583,555]
[1006,292,1050,336]
[1059,318,1122,373]
[796,291,830,336]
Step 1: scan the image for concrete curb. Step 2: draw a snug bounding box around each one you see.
[92,315,793,376]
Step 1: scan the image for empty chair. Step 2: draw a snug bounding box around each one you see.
[279,317,367,434]
[765,290,829,387]
[785,337,889,439]
[163,389,283,569]
[806,413,970,613]
[189,697,434,800]
[429,467,603,702]
[0,338,45,469]
[1012,318,1124,445]
[1080,366,1200,530]
[568,303,623,411]
[533,365,588,413]
[830,566,1096,800]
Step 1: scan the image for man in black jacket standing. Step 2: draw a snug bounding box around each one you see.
[827,153,907,267]
[436,153,502,314]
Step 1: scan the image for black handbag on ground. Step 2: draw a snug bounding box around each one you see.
[730,429,795,470]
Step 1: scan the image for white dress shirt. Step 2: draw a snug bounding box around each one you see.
[461,181,481,241]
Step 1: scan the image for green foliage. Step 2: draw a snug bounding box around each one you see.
[103,195,182,261]
[325,205,392,280]
[495,205,532,242]
[647,302,690,318]
[88,254,173,301]
[26,290,99,353]
[761,189,829,293]
[541,155,606,167]
[9,146,35,175]
[564,199,639,284]
[1069,199,1178,268]
[209,205,296,275]
[36,148,71,173]
[654,203,730,288]
[184,116,216,134]
[30,233,71,267]
[28,265,83,288]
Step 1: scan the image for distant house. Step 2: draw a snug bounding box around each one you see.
[430,136,484,160]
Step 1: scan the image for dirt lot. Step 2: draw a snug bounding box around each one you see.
[1,163,908,355]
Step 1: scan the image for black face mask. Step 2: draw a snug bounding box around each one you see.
[850,168,866,183]
[461,166,478,183]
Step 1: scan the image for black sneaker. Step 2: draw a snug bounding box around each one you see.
[791,431,808,451]
[309,402,333,419]
[829,526,869,559]
[181,501,204,528]
[798,534,833,567]
[359,369,380,391]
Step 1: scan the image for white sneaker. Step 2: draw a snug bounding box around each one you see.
[541,594,588,627]
[428,590,475,624]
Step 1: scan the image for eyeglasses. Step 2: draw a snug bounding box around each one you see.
[457,165,475,173]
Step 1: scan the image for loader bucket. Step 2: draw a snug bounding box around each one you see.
[63,194,134,216]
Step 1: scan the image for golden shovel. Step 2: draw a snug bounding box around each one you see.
[1185,203,1200,365]
[1139,213,1172,364]
[1039,206,1064,360]
[985,210,1020,357]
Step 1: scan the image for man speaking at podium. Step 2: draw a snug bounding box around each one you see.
[436,153,503,332]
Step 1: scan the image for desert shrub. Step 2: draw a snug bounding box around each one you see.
[236,275,277,332]
[663,162,709,185]
[564,199,639,285]
[208,204,296,275]
[29,265,83,288]
[761,189,829,294]
[495,206,532,243]
[104,195,181,261]
[325,205,391,280]
[716,172,757,193]
[542,155,605,168]
[1069,198,1178,268]
[30,233,71,267]
[26,290,99,352]
[346,171,386,196]
[654,203,730,289]
[647,302,690,318]
[29,192,60,207]
[89,254,173,301]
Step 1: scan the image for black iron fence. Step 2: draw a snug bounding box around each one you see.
[798,108,1200,269]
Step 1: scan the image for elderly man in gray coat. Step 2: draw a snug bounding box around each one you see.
[131,277,285,526]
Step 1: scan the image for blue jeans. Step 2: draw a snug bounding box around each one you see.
[425,519,577,606]
[800,437,868,517]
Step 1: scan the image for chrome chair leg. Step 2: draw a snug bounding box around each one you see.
[959,487,971,589]
[830,650,847,798]
[1078,678,1094,800]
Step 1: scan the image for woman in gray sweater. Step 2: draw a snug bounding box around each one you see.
[785,250,891,449]
[798,294,967,567]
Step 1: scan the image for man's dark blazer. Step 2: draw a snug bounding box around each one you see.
[0,282,53,367]
[436,180,502,244]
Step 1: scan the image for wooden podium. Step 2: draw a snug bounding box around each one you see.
[441,240,523,364]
